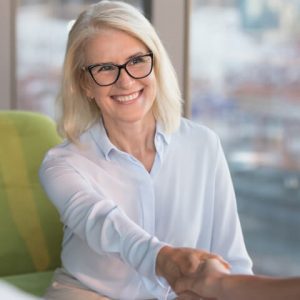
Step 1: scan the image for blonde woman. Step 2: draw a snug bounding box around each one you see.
[39,1,252,299]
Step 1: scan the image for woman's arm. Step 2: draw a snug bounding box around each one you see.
[39,152,222,290]
[39,153,165,282]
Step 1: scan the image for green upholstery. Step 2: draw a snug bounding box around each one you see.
[0,110,63,296]
[2,271,54,297]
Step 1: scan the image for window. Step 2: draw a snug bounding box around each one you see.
[190,0,300,276]
[16,0,149,119]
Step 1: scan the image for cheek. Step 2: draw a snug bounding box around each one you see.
[92,86,112,102]
[145,73,157,97]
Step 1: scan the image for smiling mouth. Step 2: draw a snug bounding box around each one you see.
[112,90,141,103]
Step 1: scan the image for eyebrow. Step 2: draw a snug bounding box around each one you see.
[91,51,147,66]
[127,51,145,60]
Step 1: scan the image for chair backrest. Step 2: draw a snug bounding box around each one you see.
[0,110,63,276]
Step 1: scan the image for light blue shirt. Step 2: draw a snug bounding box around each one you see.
[39,117,252,300]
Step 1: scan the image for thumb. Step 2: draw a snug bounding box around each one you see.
[174,277,197,294]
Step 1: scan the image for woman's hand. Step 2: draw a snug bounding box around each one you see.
[155,246,229,291]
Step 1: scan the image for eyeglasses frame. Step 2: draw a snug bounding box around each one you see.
[83,52,154,87]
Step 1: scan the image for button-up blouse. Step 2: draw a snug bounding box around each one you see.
[39,117,252,300]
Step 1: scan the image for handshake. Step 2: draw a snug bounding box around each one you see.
[156,246,230,300]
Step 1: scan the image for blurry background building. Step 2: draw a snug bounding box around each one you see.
[190,0,300,275]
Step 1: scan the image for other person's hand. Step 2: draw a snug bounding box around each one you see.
[156,246,229,291]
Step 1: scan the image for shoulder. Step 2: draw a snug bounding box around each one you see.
[179,117,216,134]
[41,126,99,164]
[174,117,220,148]
[165,118,222,161]
[40,142,80,173]
[164,118,225,174]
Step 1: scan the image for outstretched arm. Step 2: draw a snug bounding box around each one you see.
[175,258,300,300]
[40,151,228,294]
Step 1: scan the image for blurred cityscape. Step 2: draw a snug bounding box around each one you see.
[191,0,300,275]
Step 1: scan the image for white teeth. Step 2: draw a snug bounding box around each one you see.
[113,91,139,102]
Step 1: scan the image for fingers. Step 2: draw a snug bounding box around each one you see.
[175,276,198,294]
[174,258,230,298]
[156,246,204,279]
[209,254,231,270]
[181,250,230,277]
[156,245,230,296]
[171,247,218,276]
[203,258,231,276]
[176,290,203,300]
[180,251,205,276]
[198,252,230,271]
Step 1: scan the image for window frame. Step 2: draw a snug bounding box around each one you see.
[0,0,16,109]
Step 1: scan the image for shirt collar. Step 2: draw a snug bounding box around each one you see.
[89,118,116,160]
[155,121,171,145]
[89,117,171,161]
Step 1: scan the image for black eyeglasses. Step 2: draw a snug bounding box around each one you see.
[83,52,154,87]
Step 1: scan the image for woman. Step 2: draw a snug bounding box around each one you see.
[39,1,252,299]
[175,258,300,300]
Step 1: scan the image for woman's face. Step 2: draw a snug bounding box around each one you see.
[84,28,157,128]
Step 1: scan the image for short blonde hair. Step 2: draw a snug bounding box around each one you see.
[58,0,182,142]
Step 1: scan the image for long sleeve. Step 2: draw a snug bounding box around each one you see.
[39,152,167,283]
[39,118,252,299]
[211,138,253,274]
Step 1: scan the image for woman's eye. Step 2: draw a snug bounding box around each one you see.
[95,65,115,72]
[130,56,145,65]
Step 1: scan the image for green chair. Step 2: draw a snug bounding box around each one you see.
[0,110,63,297]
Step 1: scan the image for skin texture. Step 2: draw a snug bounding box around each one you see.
[175,258,300,300]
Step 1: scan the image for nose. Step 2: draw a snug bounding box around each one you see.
[115,68,134,88]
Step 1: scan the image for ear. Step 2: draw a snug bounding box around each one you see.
[81,76,95,99]
[85,86,94,99]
